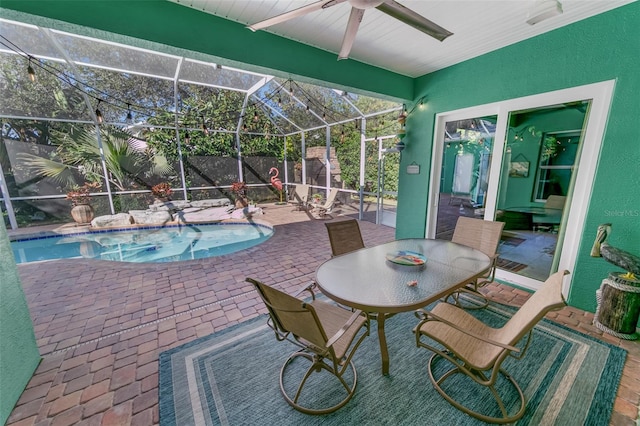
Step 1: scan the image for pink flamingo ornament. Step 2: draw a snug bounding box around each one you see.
[269,167,284,203]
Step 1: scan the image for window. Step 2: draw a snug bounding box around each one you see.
[533,131,581,201]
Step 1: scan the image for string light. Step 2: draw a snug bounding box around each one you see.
[27,57,36,82]
[126,104,133,123]
[201,116,209,135]
[95,100,103,124]
[0,29,413,142]
[7,35,410,139]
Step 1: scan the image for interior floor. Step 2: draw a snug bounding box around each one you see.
[436,193,557,282]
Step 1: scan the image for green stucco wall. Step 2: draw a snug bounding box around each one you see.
[397,2,640,311]
[0,0,413,101]
[0,220,40,425]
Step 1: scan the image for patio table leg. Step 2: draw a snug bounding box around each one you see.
[376,313,390,375]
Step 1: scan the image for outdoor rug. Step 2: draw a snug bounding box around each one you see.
[159,297,626,425]
[501,235,527,247]
[497,258,529,273]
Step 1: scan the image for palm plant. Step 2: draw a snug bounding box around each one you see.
[18,125,173,192]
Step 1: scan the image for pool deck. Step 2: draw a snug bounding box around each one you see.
[5,203,640,425]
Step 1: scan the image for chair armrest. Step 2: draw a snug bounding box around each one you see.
[293,282,317,300]
[326,309,366,348]
[414,308,520,353]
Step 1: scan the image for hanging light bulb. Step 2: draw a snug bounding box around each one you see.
[27,57,36,82]
[95,100,103,124]
[201,116,209,135]
[289,82,294,97]
[253,110,259,122]
[184,132,190,145]
[340,129,345,143]
[126,104,133,123]
[322,109,326,120]
[243,123,248,132]
[354,119,359,130]
[277,92,282,106]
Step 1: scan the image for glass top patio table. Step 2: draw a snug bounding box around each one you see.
[315,238,491,375]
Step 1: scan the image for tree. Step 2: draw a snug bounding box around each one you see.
[17,124,173,192]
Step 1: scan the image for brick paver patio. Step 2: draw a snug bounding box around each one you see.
[6,203,639,425]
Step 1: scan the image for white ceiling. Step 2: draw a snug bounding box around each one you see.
[169,0,633,77]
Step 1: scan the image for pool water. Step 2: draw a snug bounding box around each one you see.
[11,222,274,264]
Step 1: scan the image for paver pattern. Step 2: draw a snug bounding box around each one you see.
[6,204,639,425]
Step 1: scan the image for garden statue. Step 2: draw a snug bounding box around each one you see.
[269,167,285,204]
[590,223,640,339]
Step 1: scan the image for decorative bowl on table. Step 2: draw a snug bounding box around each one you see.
[385,250,427,266]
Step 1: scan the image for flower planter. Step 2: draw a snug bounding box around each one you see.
[71,204,95,224]
[235,197,249,209]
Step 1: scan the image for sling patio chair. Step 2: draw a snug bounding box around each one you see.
[325,218,365,257]
[312,187,339,218]
[532,195,566,232]
[246,278,370,415]
[445,216,505,309]
[288,183,310,211]
[414,270,569,424]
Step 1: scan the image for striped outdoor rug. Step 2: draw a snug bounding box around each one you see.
[159,297,625,425]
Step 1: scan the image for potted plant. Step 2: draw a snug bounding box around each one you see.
[66,182,100,224]
[151,182,172,203]
[231,181,248,208]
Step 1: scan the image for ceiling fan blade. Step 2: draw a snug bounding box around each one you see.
[376,0,453,42]
[338,7,365,60]
[248,0,348,32]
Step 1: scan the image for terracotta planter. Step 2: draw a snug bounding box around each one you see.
[235,197,249,209]
[71,204,95,224]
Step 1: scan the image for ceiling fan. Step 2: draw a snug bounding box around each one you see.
[247,0,453,60]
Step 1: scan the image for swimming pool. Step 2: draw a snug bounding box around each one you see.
[11,222,274,264]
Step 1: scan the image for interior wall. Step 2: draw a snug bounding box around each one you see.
[503,108,586,208]
[398,2,640,311]
[0,220,40,424]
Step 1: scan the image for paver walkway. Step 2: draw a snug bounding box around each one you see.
[6,203,639,425]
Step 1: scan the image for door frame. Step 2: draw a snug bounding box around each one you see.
[425,80,615,296]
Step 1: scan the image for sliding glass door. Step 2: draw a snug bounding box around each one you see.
[495,105,587,282]
[432,116,497,241]
[426,81,615,291]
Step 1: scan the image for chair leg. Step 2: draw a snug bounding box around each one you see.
[444,285,489,310]
[426,352,526,424]
[279,349,358,415]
